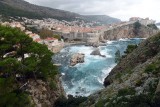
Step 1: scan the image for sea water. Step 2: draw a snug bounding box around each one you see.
[53,38,144,96]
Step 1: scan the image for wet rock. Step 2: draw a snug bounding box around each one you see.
[101,55,106,57]
[90,48,101,56]
[104,78,111,87]
[90,48,106,57]
[70,53,85,66]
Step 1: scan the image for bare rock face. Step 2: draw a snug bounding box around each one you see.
[103,23,159,40]
[70,53,85,66]
[90,48,106,57]
[26,75,65,107]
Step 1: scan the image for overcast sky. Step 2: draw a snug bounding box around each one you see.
[25,0,160,22]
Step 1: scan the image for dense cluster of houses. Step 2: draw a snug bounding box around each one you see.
[22,17,109,43]
[0,21,64,53]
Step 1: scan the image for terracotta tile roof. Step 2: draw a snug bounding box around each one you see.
[34,38,42,42]
[45,37,58,41]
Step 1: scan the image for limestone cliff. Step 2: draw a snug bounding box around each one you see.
[81,32,160,107]
[102,22,159,40]
[25,75,65,107]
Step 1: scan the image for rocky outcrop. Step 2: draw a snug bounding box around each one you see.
[70,53,85,66]
[102,22,159,40]
[90,48,106,57]
[81,32,160,107]
[26,75,65,107]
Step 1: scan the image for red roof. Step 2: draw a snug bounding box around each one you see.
[45,37,58,41]
[34,38,42,42]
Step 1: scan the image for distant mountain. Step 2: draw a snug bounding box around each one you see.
[0,0,79,20]
[82,15,121,24]
[0,0,121,24]
[156,22,160,25]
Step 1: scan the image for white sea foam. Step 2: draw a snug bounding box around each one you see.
[107,40,115,44]
[119,38,130,41]
[61,73,65,76]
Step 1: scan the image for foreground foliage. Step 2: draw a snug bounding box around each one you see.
[0,25,58,106]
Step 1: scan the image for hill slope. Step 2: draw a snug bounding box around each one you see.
[0,0,79,20]
[0,0,120,24]
[82,15,121,24]
[82,32,160,107]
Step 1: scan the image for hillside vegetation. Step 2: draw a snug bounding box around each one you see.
[0,3,43,19]
[81,32,160,107]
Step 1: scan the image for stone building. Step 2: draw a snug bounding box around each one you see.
[129,17,156,26]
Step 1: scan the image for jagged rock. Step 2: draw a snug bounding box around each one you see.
[25,75,66,107]
[90,48,106,57]
[90,48,101,56]
[103,79,111,87]
[70,53,85,66]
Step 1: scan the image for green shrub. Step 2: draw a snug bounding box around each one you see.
[135,79,143,86]
[145,63,159,75]
[54,95,87,107]
[152,92,160,107]
[124,45,138,54]
[115,69,132,82]
[107,94,153,107]
[147,24,158,30]
[49,81,57,90]
[118,88,136,96]
[133,21,141,35]
[115,72,122,79]
[53,35,61,40]
[0,91,32,107]
[95,99,106,107]
[134,21,141,29]
[115,50,121,63]
[148,79,159,94]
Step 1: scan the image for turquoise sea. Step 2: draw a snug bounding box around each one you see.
[53,38,144,96]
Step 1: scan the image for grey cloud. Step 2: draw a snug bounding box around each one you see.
[25,0,160,22]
